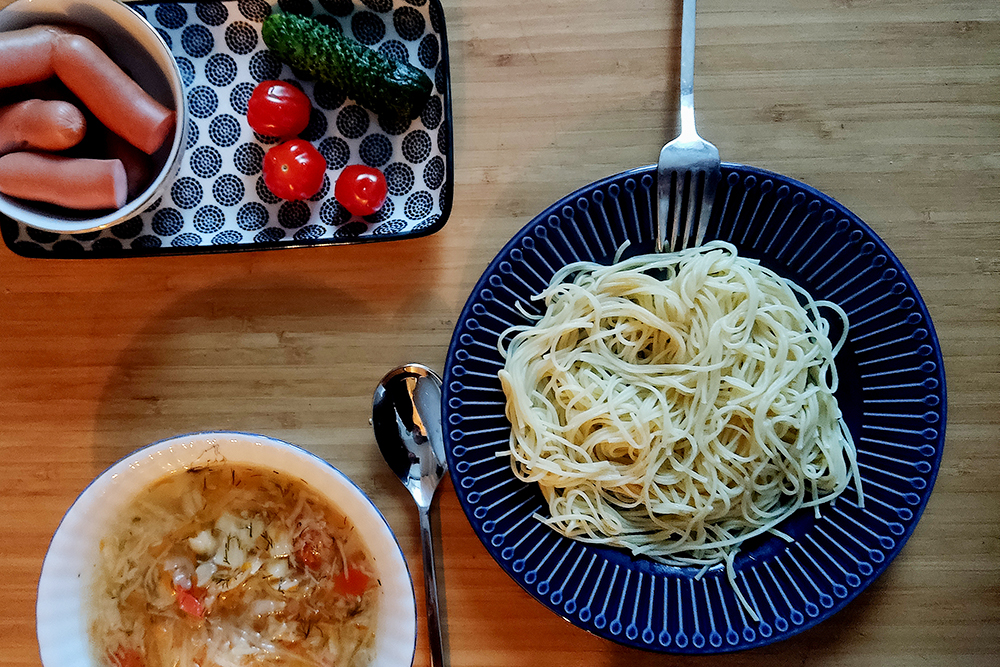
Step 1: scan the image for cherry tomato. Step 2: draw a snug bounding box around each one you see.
[263,139,327,200]
[246,80,312,138]
[335,165,388,216]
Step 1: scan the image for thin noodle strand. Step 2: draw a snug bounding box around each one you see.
[498,242,862,614]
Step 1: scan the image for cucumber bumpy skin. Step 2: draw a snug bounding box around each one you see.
[262,12,434,122]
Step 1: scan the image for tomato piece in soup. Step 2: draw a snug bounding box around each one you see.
[294,527,336,572]
[334,567,371,598]
[174,584,206,618]
[109,646,144,667]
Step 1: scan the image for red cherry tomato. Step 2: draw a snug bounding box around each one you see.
[246,80,312,138]
[263,139,327,200]
[335,165,388,216]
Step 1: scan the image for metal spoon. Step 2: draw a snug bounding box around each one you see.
[372,363,447,667]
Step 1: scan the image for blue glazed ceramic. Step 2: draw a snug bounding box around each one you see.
[443,163,945,653]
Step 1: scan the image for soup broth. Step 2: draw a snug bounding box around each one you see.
[90,463,379,667]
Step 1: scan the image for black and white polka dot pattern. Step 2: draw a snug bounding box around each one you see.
[0,0,452,257]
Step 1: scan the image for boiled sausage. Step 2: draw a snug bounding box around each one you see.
[0,152,127,210]
[105,131,152,199]
[0,25,61,89]
[52,33,174,155]
[0,99,86,155]
[0,25,175,154]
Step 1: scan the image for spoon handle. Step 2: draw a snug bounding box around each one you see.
[419,506,445,667]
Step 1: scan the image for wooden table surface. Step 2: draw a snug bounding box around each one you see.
[1,0,998,665]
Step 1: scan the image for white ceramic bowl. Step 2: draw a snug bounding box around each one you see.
[36,431,417,667]
[0,0,186,234]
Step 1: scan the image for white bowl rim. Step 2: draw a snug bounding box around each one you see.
[36,430,417,667]
[0,0,187,234]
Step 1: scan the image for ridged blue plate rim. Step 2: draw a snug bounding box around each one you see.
[442,162,946,653]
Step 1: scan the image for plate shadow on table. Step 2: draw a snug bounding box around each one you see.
[85,236,446,482]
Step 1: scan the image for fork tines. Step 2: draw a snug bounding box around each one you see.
[656,164,721,253]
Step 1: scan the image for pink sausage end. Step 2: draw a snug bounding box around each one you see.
[110,160,128,209]
[147,108,177,156]
[0,152,128,210]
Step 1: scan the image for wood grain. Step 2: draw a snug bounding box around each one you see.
[1,0,998,665]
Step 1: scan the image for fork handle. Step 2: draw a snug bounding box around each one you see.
[679,0,699,136]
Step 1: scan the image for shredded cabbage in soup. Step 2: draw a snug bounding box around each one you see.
[90,463,379,667]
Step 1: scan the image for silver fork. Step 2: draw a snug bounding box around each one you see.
[656,0,721,252]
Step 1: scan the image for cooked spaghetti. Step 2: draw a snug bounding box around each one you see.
[498,241,861,583]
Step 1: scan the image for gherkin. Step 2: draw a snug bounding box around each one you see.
[262,12,434,122]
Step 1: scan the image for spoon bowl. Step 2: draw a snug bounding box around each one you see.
[373,364,446,510]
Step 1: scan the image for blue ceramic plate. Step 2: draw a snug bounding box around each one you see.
[443,164,945,653]
[1,0,453,258]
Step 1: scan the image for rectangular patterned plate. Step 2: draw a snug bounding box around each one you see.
[0,0,453,258]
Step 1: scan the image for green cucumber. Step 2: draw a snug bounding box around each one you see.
[262,12,434,122]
